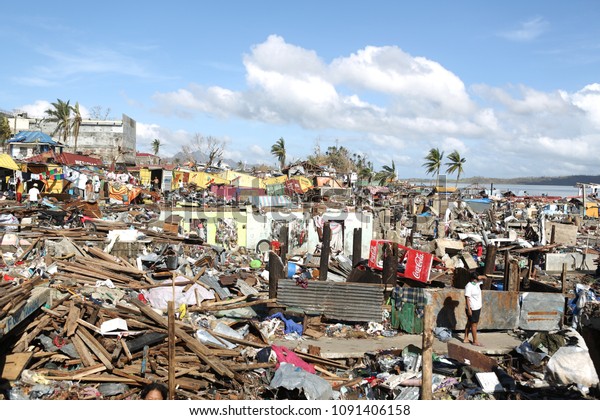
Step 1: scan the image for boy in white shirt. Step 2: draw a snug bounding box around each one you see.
[464,271,484,347]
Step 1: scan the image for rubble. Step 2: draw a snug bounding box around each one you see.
[1,167,600,401]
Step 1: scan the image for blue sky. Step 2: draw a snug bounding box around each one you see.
[2,1,600,178]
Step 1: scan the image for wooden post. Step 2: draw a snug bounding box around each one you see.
[319,222,331,281]
[352,228,363,267]
[503,250,510,291]
[167,300,175,400]
[408,215,417,247]
[523,259,533,289]
[382,242,399,290]
[582,184,586,217]
[279,225,289,263]
[550,224,556,244]
[268,251,283,300]
[421,297,434,400]
[509,260,520,292]
[484,245,497,275]
[561,263,568,294]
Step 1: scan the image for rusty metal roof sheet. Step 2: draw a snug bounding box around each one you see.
[276,279,384,322]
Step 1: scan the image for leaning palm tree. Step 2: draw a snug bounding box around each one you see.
[152,138,162,156]
[445,150,466,187]
[71,102,82,152]
[44,99,72,144]
[271,137,286,170]
[374,160,397,186]
[422,147,445,186]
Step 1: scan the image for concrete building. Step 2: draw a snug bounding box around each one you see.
[136,152,161,166]
[6,113,136,166]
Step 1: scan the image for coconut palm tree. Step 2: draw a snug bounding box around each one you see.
[358,163,374,184]
[271,137,286,170]
[374,160,397,186]
[70,102,82,152]
[445,150,466,187]
[152,138,161,156]
[422,147,445,186]
[44,99,72,144]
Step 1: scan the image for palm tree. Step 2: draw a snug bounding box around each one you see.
[358,165,374,185]
[422,147,444,186]
[374,160,397,186]
[445,150,466,187]
[44,99,72,144]
[152,138,161,156]
[271,137,286,170]
[71,102,82,152]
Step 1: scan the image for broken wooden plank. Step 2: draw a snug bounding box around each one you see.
[0,352,33,380]
[447,342,497,371]
[65,301,81,337]
[75,328,114,370]
[71,334,96,367]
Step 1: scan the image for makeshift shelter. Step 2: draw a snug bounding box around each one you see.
[8,131,64,159]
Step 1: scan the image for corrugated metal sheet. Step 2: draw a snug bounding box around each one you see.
[199,275,232,300]
[0,153,19,170]
[55,152,102,166]
[277,279,384,322]
[518,292,564,331]
[429,289,519,330]
[9,131,58,144]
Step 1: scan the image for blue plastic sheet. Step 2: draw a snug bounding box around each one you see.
[267,312,303,335]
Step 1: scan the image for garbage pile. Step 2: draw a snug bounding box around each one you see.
[1,187,600,401]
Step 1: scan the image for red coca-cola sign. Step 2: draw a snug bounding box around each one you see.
[404,249,433,282]
[368,240,434,283]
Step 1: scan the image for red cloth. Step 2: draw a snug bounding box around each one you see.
[271,345,316,374]
[476,244,483,258]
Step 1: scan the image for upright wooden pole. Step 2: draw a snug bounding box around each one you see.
[279,225,289,263]
[421,299,434,400]
[503,250,510,291]
[167,300,175,400]
[382,242,399,290]
[408,215,418,247]
[509,260,520,292]
[550,225,556,244]
[352,227,363,267]
[561,263,568,294]
[268,251,283,300]
[484,244,497,275]
[523,259,533,289]
[319,222,331,281]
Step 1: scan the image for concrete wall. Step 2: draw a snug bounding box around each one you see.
[159,206,374,257]
[27,114,137,165]
[545,252,598,272]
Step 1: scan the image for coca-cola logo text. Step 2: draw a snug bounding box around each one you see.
[412,252,424,279]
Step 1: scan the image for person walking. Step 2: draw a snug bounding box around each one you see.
[27,183,40,208]
[464,271,484,347]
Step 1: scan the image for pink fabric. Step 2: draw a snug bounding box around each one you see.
[271,345,316,374]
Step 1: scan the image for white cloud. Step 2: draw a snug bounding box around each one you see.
[499,17,549,42]
[19,100,90,119]
[136,122,190,156]
[249,144,268,157]
[19,100,52,118]
[153,35,484,139]
[149,35,600,177]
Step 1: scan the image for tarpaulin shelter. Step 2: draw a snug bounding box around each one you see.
[0,154,20,171]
